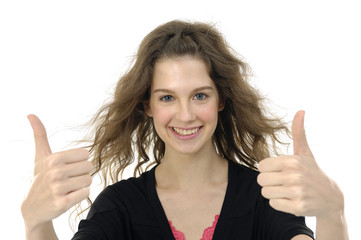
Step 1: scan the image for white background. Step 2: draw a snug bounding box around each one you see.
[1,0,360,239]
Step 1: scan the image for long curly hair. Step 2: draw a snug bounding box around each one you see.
[87,20,289,187]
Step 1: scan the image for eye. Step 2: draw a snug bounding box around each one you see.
[193,93,207,100]
[160,95,174,102]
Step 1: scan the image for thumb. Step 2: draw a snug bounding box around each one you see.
[27,114,52,162]
[292,110,313,156]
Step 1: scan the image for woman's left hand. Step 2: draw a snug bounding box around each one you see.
[257,110,344,218]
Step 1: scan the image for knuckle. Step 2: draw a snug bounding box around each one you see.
[268,199,275,207]
[47,168,66,182]
[83,175,92,187]
[289,173,304,185]
[46,154,62,168]
[257,161,264,171]
[286,158,303,171]
[286,158,298,168]
[258,158,272,172]
[261,187,269,198]
[80,188,91,201]
[269,199,280,211]
[75,148,90,159]
[54,198,69,213]
[87,175,93,185]
[257,174,264,185]
[292,185,307,200]
[84,161,93,173]
[51,182,63,195]
[294,201,308,216]
[84,187,90,197]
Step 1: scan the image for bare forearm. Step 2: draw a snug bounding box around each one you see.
[316,211,349,240]
[24,221,58,240]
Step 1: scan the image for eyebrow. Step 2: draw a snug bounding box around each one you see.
[152,86,215,94]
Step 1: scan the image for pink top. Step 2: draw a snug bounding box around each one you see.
[168,215,220,240]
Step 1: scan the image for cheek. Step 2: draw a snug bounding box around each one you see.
[151,107,173,127]
[197,104,219,123]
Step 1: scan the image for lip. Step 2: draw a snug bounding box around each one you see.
[169,126,203,140]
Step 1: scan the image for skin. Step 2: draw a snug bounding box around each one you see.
[21,56,349,239]
[258,111,349,239]
[145,56,224,158]
[145,56,228,239]
[21,115,92,240]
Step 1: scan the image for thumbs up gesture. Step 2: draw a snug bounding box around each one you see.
[21,115,92,231]
[257,111,344,218]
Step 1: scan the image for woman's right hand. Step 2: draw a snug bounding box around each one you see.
[21,115,92,232]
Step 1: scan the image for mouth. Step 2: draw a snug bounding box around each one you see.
[171,126,202,136]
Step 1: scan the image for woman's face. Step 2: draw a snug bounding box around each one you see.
[146,56,223,156]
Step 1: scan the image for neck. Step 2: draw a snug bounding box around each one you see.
[155,146,228,191]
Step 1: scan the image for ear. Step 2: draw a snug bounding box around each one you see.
[143,101,153,117]
[218,99,225,112]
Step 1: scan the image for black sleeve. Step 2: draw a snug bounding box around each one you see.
[254,195,314,240]
[72,186,132,240]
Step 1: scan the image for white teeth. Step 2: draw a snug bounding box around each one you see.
[173,127,200,136]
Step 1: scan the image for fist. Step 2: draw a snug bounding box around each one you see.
[257,111,344,218]
[21,115,93,229]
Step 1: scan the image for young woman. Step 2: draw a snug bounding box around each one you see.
[21,20,348,239]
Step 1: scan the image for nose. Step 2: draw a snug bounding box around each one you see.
[176,101,196,123]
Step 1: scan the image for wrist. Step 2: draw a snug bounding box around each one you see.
[317,208,345,221]
[24,221,58,240]
[318,178,345,219]
[316,209,349,240]
[21,201,40,233]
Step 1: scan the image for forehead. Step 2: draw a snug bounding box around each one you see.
[152,56,215,90]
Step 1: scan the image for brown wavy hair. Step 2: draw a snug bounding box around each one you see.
[87,20,289,187]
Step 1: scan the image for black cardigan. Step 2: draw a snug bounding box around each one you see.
[72,160,314,240]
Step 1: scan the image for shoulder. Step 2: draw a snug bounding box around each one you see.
[87,169,154,218]
[74,169,161,239]
[229,160,259,177]
[228,160,260,192]
[224,160,261,215]
[226,161,314,239]
[109,169,152,197]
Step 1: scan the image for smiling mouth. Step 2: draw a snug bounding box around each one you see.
[172,127,201,136]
